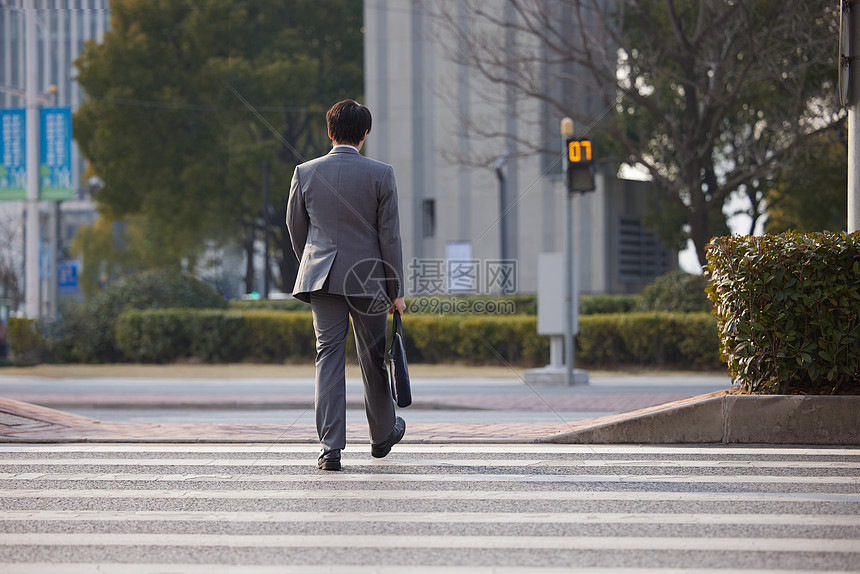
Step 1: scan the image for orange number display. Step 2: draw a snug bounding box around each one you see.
[568,139,592,163]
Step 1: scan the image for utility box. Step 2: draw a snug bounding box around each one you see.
[524,252,589,386]
[536,252,577,337]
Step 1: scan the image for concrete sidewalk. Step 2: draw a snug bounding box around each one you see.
[0,395,574,443]
[0,363,732,443]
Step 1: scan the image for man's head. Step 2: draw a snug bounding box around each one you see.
[326,100,372,146]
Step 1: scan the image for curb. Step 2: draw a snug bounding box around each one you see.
[540,391,860,445]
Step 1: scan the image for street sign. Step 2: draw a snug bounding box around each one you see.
[39,106,73,200]
[57,260,79,296]
[0,108,27,201]
[566,138,595,192]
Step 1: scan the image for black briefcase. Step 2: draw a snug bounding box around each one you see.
[387,310,412,408]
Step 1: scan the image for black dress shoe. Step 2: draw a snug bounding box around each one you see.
[371,416,406,458]
[318,449,341,471]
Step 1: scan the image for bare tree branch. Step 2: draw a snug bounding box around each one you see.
[425,0,844,266]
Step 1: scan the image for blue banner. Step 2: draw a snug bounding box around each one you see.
[40,106,73,200]
[0,108,27,201]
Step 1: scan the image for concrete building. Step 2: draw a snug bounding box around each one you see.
[364,0,676,295]
[0,0,109,315]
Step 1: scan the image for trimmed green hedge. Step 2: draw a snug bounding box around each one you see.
[229,299,308,312]
[59,269,227,363]
[6,318,47,364]
[232,293,643,316]
[637,269,711,313]
[239,310,316,362]
[706,231,860,394]
[580,294,639,315]
[111,308,720,369]
[116,309,311,364]
[577,312,720,369]
[116,310,246,364]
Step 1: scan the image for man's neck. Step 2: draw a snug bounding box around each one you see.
[331,138,364,152]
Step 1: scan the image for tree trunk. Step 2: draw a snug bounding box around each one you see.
[244,226,255,295]
[688,214,712,274]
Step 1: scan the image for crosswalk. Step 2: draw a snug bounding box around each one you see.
[0,443,858,573]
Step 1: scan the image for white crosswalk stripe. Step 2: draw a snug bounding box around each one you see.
[0,443,858,573]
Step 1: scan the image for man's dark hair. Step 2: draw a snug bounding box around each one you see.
[326,100,372,145]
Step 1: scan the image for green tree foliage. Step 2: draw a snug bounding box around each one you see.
[434,1,843,267]
[764,127,848,234]
[69,215,191,298]
[73,0,363,291]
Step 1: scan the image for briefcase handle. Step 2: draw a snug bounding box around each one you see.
[392,309,404,336]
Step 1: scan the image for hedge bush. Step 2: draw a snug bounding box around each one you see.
[232,293,640,316]
[638,270,711,313]
[230,299,308,312]
[706,231,860,394]
[239,310,316,362]
[110,308,720,369]
[116,309,316,364]
[6,318,47,364]
[576,312,720,369]
[402,314,548,366]
[116,310,191,363]
[63,269,227,363]
[580,294,639,315]
[116,309,246,363]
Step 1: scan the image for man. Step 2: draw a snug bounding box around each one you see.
[286,99,407,471]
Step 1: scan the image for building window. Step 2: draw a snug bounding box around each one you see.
[422,199,435,238]
[617,216,670,283]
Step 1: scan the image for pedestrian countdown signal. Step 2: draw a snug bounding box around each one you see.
[565,138,595,193]
[568,139,592,164]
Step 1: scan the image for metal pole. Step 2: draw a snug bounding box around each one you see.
[565,191,575,386]
[262,160,270,299]
[496,167,507,261]
[850,0,860,233]
[25,0,40,318]
[47,201,58,319]
[560,118,574,386]
[493,153,510,262]
[48,86,58,320]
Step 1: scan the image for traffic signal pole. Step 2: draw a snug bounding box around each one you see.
[850,1,860,233]
[560,118,575,387]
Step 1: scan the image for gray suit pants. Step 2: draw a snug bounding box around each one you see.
[309,292,395,453]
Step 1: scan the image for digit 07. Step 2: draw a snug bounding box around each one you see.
[568,140,592,163]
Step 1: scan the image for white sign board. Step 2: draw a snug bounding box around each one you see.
[537,252,578,336]
[445,241,476,293]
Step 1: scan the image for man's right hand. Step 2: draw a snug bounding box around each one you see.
[390,297,406,314]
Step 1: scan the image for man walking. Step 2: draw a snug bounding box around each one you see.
[286,99,407,471]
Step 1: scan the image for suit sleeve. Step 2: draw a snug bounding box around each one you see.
[377,165,405,299]
[286,166,309,261]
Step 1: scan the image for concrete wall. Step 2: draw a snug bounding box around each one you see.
[364,0,676,295]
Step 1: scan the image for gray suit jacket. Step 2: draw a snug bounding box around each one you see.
[286,146,404,304]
